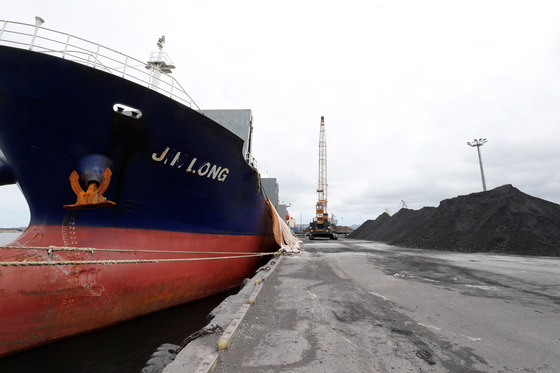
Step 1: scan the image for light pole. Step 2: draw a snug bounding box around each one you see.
[30,16,45,51]
[466,138,488,192]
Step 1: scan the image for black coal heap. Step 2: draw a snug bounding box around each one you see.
[350,185,560,256]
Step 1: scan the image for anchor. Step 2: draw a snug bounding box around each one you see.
[64,155,116,210]
[64,168,116,210]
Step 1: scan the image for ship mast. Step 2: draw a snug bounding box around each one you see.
[316,116,328,225]
[145,36,175,90]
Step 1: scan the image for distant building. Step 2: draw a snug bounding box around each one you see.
[261,178,279,210]
[278,203,296,233]
[278,204,287,221]
[204,109,255,166]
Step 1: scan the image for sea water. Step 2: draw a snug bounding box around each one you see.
[0,232,22,246]
[0,232,22,245]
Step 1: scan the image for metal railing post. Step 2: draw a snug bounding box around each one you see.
[122,56,128,78]
[0,21,7,41]
[93,44,100,69]
[62,34,70,59]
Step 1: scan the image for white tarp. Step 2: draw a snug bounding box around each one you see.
[267,198,300,253]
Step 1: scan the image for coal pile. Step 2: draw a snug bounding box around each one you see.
[350,184,560,256]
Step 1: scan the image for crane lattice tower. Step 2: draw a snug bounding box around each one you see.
[316,116,328,225]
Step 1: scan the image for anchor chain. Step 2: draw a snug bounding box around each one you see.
[176,323,224,353]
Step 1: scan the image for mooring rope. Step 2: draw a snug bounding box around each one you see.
[0,245,276,256]
[0,252,277,267]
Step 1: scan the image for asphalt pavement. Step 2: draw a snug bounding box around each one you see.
[164,238,560,373]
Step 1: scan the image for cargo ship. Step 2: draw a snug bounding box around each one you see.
[0,18,291,357]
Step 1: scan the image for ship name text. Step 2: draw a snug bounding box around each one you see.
[152,146,229,182]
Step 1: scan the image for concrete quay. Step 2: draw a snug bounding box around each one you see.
[163,238,560,373]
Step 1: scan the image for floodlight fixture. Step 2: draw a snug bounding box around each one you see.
[35,16,45,27]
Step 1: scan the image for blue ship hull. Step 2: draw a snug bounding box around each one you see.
[0,46,270,234]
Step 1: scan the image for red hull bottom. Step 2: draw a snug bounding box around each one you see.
[0,224,278,357]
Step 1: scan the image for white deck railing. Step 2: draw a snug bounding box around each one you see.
[0,19,202,112]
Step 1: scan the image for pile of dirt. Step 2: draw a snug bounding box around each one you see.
[350,184,560,256]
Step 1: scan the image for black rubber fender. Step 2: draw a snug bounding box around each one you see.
[140,343,179,373]
[240,277,250,290]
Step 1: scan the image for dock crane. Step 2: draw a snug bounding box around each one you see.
[309,116,337,240]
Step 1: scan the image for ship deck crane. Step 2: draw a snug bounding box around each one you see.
[309,116,337,240]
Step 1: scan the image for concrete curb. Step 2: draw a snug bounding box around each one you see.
[217,303,250,350]
[162,254,286,373]
[193,352,218,373]
[248,282,263,304]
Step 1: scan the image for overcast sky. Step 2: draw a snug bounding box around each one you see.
[2,0,560,228]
